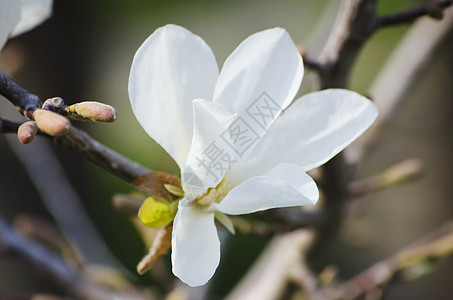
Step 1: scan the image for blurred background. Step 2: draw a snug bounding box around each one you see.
[0,0,452,299]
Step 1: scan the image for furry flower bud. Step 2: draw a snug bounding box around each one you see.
[33,109,70,136]
[67,101,117,122]
[17,121,38,144]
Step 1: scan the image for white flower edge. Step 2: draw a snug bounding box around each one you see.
[0,0,53,50]
[128,24,379,287]
[128,24,303,175]
[229,89,379,184]
[11,0,53,38]
[129,25,219,167]
[169,88,377,286]
[172,163,319,286]
[0,0,20,50]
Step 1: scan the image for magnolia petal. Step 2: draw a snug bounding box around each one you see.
[214,211,235,234]
[229,89,378,182]
[172,199,220,287]
[182,99,236,199]
[129,24,219,167]
[213,28,303,135]
[0,0,20,49]
[212,163,318,215]
[11,0,53,38]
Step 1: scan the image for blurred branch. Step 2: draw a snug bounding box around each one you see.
[307,0,452,259]
[332,221,453,299]
[0,216,135,300]
[305,0,380,260]
[316,0,378,88]
[349,5,453,162]
[226,230,314,300]
[348,158,424,197]
[6,136,122,267]
[0,117,21,133]
[374,0,452,29]
[298,1,452,87]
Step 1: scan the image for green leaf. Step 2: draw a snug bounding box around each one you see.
[138,196,178,228]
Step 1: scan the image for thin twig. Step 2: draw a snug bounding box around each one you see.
[0,216,129,300]
[349,5,453,162]
[226,230,314,300]
[54,127,150,183]
[375,0,453,29]
[330,221,453,300]
[299,50,326,75]
[0,71,150,183]
[0,116,149,183]
[7,135,124,266]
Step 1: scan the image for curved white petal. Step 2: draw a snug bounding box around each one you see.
[213,28,303,136]
[0,0,20,49]
[182,99,236,199]
[129,24,219,167]
[212,163,318,215]
[11,0,53,38]
[172,199,220,287]
[229,89,378,183]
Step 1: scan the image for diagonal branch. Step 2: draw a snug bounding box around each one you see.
[0,116,150,183]
[331,221,453,299]
[0,71,41,116]
[375,0,453,29]
[54,126,150,183]
[0,216,134,300]
[0,71,150,184]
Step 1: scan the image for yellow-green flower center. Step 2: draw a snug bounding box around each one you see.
[194,179,230,206]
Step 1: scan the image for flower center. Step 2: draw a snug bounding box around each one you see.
[194,179,230,206]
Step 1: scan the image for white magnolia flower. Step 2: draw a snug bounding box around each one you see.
[0,0,53,50]
[128,24,378,287]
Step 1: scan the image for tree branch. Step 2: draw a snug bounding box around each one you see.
[0,71,41,116]
[307,0,452,261]
[0,216,134,300]
[6,136,124,266]
[302,0,380,260]
[0,117,150,183]
[54,126,150,183]
[0,71,150,183]
[375,0,453,29]
[0,117,21,133]
[331,221,453,299]
[317,0,378,88]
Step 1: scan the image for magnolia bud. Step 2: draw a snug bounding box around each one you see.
[68,101,117,122]
[33,109,70,136]
[17,121,38,144]
[42,97,65,112]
